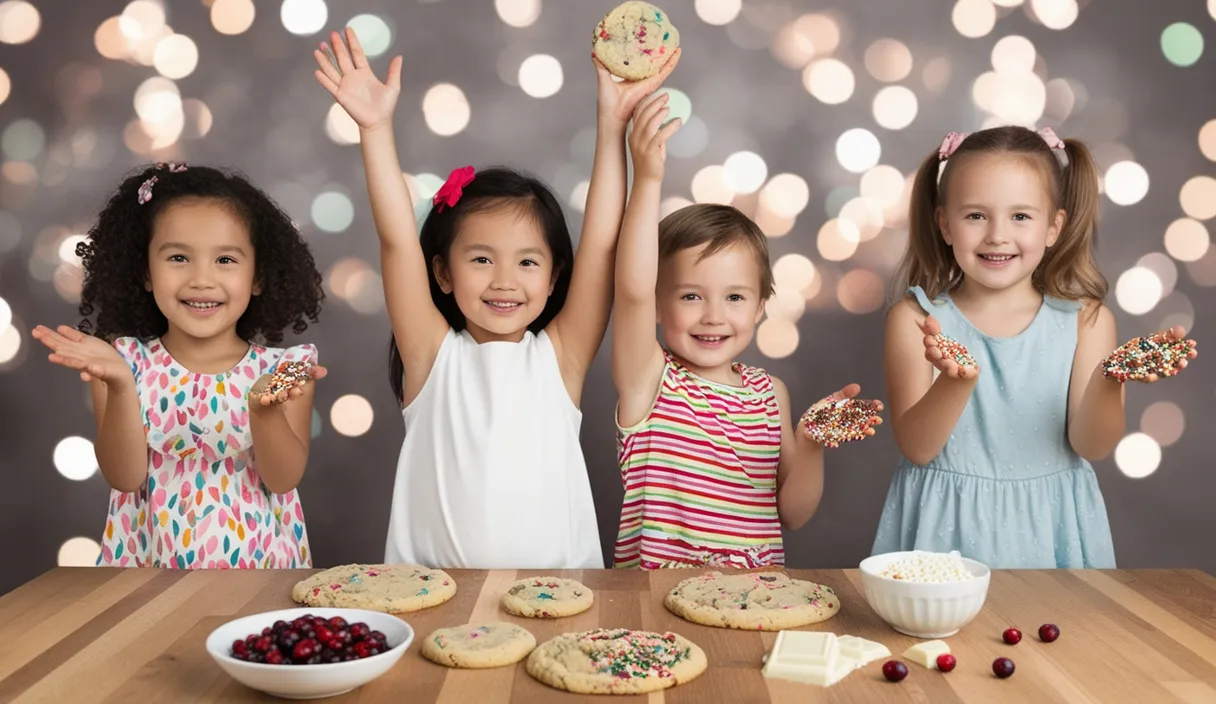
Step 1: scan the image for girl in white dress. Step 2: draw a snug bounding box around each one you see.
[312,28,679,568]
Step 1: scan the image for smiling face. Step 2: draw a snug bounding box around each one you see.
[433,206,556,343]
[937,153,1065,295]
[146,198,259,344]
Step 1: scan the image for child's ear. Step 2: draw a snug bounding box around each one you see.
[1046,208,1066,247]
[252,280,262,296]
[936,206,952,246]
[754,298,767,324]
[433,255,453,294]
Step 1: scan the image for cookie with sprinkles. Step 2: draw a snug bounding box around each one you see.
[526,628,707,695]
[291,563,456,613]
[801,398,884,449]
[1101,331,1198,382]
[501,576,594,618]
[592,1,680,81]
[421,622,537,669]
[664,571,840,631]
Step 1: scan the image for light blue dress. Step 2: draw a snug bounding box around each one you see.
[872,286,1116,569]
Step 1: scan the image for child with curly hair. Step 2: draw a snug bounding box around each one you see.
[32,163,327,569]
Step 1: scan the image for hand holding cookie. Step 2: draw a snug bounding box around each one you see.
[920,315,979,380]
[627,92,681,182]
[249,361,327,406]
[593,47,680,127]
[1101,326,1197,383]
[799,384,884,449]
[313,27,402,130]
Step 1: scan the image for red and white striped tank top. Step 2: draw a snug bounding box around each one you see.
[614,351,784,569]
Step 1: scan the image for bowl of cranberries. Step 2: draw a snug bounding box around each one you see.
[205,608,413,699]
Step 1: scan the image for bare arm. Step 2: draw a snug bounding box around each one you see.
[885,299,978,466]
[248,382,318,494]
[90,378,150,493]
[1067,303,1125,460]
[772,376,825,531]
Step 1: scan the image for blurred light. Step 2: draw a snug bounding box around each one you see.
[327,257,371,299]
[0,321,19,364]
[840,197,884,242]
[1161,22,1204,67]
[1211,0,1216,22]
[860,165,905,207]
[837,269,886,314]
[281,0,327,36]
[330,394,374,436]
[991,35,1036,73]
[864,39,913,82]
[723,151,767,194]
[872,86,918,130]
[1141,401,1185,447]
[756,317,799,359]
[759,173,810,218]
[347,14,392,58]
[54,436,98,481]
[325,103,359,145]
[667,115,708,159]
[766,287,806,322]
[1156,291,1195,335]
[836,128,880,173]
[519,54,563,98]
[1044,78,1076,123]
[770,22,816,69]
[992,0,1024,5]
[0,211,18,254]
[153,34,199,79]
[804,58,854,104]
[1137,252,1178,298]
[57,234,87,265]
[1,118,45,161]
[53,262,84,303]
[657,87,693,124]
[1030,0,1078,30]
[182,98,213,139]
[0,0,38,44]
[696,0,742,26]
[660,196,693,218]
[1164,218,1210,262]
[773,254,817,291]
[1115,266,1162,315]
[972,70,1046,126]
[0,296,9,334]
[133,77,181,123]
[0,67,9,105]
[569,180,589,212]
[311,192,354,233]
[1103,161,1149,205]
[1186,244,1216,286]
[796,13,839,54]
[346,270,385,314]
[2,160,36,185]
[922,57,952,94]
[1179,176,1216,220]
[57,537,101,567]
[755,207,796,238]
[1200,120,1216,162]
[422,83,470,136]
[1114,432,1160,479]
[212,0,256,35]
[825,186,858,219]
[95,16,128,60]
[121,1,164,39]
[953,0,996,38]
[818,219,860,261]
[496,0,542,28]
[691,165,734,204]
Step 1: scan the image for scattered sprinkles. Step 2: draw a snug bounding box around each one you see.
[1101,333,1196,382]
[583,629,689,680]
[256,360,312,399]
[934,333,978,369]
[801,398,882,448]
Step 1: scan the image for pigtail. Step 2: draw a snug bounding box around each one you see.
[1035,138,1107,319]
[892,150,960,303]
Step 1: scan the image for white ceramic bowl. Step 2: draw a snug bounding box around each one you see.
[205,607,413,700]
[858,552,991,638]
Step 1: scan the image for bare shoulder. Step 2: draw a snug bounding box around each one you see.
[1078,299,1115,329]
[886,296,924,326]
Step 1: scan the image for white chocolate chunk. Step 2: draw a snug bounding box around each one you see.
[837,635,891,668]
[762,631,845,686]
[902,640,952,669]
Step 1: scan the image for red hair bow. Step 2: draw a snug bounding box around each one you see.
[433,165,475,213]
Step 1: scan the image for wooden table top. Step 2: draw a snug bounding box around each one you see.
[1,567,1215,702]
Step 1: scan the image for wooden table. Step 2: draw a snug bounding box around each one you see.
[1,567,1215,702]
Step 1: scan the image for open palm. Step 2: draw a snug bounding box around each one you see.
[314,27,403,130]
[595,49,681,125]
[32,324,133,385]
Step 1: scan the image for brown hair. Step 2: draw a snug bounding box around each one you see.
[895,125,1107,313]
[658,203,775,298]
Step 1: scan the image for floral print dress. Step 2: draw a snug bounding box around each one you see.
[97,337,316,569]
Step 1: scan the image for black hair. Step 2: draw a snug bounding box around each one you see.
[388,166,574,404]
[76,163,323,345]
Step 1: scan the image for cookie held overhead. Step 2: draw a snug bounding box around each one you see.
[592,1,680,80]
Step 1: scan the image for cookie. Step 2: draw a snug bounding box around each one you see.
[421,622,537,669]
[592,1,679,81]
[526,628,706,695]
[501,576,594,618]
[292,563,457,613]
[664,571,840,631]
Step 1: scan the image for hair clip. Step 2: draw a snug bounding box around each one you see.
[938,131,969,161]
[1037,127,1065,150]
[433,165,476,213]
[157,162,189,173]
[137,176,158,205]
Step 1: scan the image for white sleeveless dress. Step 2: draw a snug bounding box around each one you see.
[384,329,604,569]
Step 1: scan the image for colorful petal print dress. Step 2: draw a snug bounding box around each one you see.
[97,337,316,569]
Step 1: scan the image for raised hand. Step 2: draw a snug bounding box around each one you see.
[627,91,681,183]
[799,384,884,449]
[595,48,681,126]
[31,325,134,386]
[249,363,328,407]
[1101,326,1198,383]
[313,27,402,130]
[921,315,979,380]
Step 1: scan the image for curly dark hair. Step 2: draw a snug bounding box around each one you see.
[76,163,324,345]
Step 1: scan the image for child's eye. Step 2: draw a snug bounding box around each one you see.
[681,293,700,301]
[1012,213,1031,221]
[520,259,538,267]
[727,294,745,302]
[217,256,237,264]
[965,212,986,221]
[168,254,187,263]
[472,256,491,264]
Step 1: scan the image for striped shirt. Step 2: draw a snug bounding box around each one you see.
[613,351,784,569]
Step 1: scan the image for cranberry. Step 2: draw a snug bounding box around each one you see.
[247,652,265,664]
[328,616,348,630]
[936,653,957,672]
[352,641,374,659]
[315,626,334,643]
[324,653,342,664]
[272,620,289,633]
[333,629,353,647]
[1002,627,1022,645]
[882,660,908,682]
[265,650,285,665]
[261,626,273,636]
[993,657,1015,678]
[231,651,248,661]
[278,629,301,651]
[292,638,321,664]
[342,653,358,662]
[253,636,273,654]
[350,623,370,640]
[369,630,387,644]
[291,616,312,630]
[307,654,323,665]
[1038,623,1060,643]
[231,640,247,655]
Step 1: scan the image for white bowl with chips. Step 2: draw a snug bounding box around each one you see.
[206,607,413,699]
[858,551,990,638]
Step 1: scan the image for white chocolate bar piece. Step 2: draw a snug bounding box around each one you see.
[902,639,952,669]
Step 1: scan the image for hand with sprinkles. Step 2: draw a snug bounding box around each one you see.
[799,384,884,448]
[920,315,979,380]
[249,361,328,406]
[594,46,681,126]
[1101,326,1197,383]
[313,27,402,130]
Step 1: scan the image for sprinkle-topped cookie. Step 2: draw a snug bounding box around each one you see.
[665,571,840,631]
[291,563,456,613]
[592,1,680,81]
[1101,333,1196,382]
[526,628,707,694]
[501,576,594,618]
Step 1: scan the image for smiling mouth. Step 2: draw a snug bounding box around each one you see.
[183,300,222,309]
[978,253,1016,262]
[692,334,730,345]
[485,300,522,310]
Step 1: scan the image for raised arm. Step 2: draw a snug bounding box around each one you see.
[314,28,447,385]
[549,51,680,391]
[612,94,683,427]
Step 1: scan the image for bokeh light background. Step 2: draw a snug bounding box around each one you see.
[0,0,1213,592]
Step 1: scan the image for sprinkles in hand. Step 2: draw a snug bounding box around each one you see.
[1101,333,1196,382]
[801,398,883,448]
[934,333,977,369]
[251,360,313,401]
